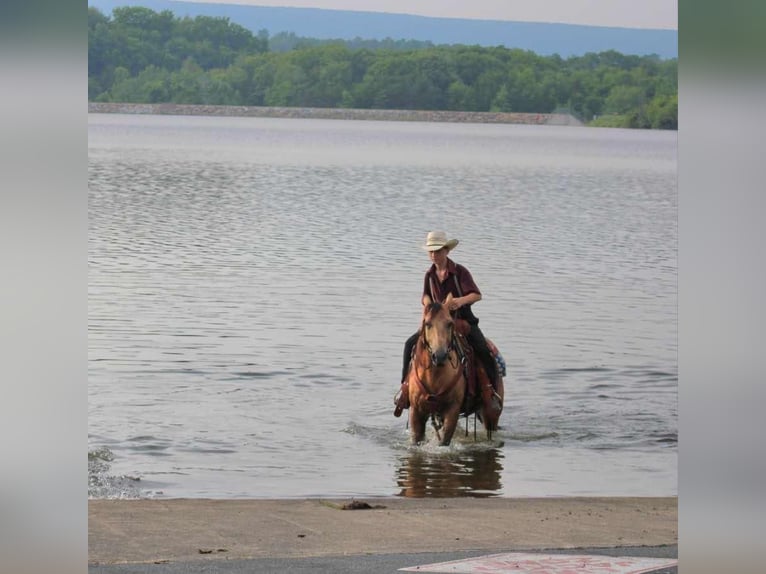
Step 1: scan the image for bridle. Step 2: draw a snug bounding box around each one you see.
[421,320,457,367]
[410,309,463,411]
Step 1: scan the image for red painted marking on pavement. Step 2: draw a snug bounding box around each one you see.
[399,552,677,573]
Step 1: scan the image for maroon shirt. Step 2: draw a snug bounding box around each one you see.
[422,258,481,324]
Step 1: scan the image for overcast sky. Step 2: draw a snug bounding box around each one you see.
[183,0,678,30]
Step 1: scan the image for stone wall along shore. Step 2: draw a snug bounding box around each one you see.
[89,102,583,126]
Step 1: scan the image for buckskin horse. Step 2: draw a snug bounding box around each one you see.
[406,294,504,445]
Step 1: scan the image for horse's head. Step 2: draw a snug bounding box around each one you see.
[421,294,456,366]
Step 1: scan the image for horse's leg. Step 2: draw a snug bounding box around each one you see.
[477,367,502,435]
[439,403,463,446]
[409,408,427,445]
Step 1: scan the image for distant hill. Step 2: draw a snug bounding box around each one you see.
[88,0,678,59]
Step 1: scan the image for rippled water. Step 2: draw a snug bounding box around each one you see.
[88,114,677,499]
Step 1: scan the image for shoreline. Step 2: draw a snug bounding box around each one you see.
[89,496,677,565]
[88,102,584,126]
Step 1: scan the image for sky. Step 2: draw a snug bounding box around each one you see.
[181,0,678,30]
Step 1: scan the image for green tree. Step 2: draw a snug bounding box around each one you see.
[490,84,511,112]
[169,58,204,103]
[470,69,506,111]
[109,65,169,103]
[447,80,471,111]
[265,61,305,106]
[646,94,678,129]
[604,85,646,114]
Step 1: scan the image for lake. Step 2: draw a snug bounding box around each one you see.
[88,113,677,499]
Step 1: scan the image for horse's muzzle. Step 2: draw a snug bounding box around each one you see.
[431,349,449,366]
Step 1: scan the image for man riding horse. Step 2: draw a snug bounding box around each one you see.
[394,231,501,418]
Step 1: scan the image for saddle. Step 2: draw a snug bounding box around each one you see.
[452,319,505,416]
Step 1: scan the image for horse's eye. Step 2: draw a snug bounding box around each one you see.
[424,322,431,329]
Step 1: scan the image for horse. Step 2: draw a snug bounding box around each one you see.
[406,293,504,445]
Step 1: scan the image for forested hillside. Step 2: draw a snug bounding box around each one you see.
[89,7,677,129]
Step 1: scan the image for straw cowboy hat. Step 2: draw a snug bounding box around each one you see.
[423,231,459,252]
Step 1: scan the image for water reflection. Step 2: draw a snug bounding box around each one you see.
[396,447,504,498]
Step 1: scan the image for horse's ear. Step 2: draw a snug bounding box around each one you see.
[423,294,432,307]
[444,293,454,305]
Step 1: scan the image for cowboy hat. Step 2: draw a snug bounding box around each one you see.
[423,231,459,251]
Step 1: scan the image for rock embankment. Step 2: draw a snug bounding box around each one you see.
[88,102,583,126]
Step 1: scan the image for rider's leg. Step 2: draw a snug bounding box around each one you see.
[466,324,500,412]
[467,325,497,388]
[394,332,418,417]
[401,332,418,382]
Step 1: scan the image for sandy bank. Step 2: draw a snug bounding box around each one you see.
[88,102,584,126]
[89,496,676,565]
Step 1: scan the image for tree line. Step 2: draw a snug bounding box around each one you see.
[89,6,677,129]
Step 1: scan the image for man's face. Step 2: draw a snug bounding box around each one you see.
[429,247,448,266]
